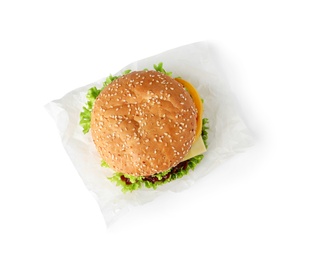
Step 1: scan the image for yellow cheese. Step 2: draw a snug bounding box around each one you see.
[175,78,203,142]
[182,135,207,161]
[175,78,207,161]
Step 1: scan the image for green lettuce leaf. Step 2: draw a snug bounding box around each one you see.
[153,62,172,77]
[79,87,102,134]
[202,118,209,149]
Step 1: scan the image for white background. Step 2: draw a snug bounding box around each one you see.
[1,0,313,259]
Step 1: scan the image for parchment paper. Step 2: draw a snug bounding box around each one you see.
[45,42,254,226]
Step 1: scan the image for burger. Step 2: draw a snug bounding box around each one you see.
[80,63,209,192]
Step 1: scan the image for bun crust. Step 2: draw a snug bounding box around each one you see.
[91,70,197,176]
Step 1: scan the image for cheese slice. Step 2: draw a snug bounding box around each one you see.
[182,135,207,161]
[175,77,203,142]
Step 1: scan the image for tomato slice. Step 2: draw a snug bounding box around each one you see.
[175,78,203,141]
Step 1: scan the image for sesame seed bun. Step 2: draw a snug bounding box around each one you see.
[90,70,197,176]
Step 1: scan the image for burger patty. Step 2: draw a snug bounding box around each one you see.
[120,160,190,185]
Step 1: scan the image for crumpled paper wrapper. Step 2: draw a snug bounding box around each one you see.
[46,42,254,226]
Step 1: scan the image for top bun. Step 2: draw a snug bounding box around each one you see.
[91,70,197,176]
